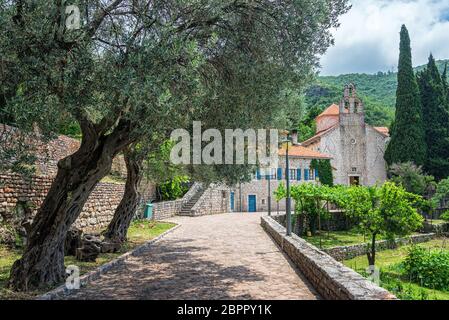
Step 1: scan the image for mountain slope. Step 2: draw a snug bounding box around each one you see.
[305,59,449,127]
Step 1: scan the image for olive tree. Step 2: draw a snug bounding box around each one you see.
[2,0,350,291]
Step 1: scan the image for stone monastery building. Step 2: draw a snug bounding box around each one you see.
[231,84,390,212]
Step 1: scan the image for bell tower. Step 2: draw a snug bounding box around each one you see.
[339,83,364,115]
[338,83,367,185]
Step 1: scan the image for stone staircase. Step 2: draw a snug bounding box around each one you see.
[178,187,206,216]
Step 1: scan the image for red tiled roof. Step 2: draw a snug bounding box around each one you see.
[374,127,389,136]
[316,104,348,119]
[278,145,332,159]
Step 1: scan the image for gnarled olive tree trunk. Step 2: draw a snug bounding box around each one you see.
[103,149,143,246]
[8,121,132,291]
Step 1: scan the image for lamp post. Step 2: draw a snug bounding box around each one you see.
[280,131,293,236]
[285,136,292,236]
[267,171,271,216]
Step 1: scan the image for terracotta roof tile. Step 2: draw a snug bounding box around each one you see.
[278,145,332,159]
[374,127,389,136]
[316,104,348,118]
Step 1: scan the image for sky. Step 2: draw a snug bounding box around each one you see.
[320,0,449,76]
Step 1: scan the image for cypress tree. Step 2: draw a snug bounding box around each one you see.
[442,62,449,105]
[418,55,449,180]
[385,25,426,166]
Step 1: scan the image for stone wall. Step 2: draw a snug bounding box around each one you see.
[323,233,436,261]
[0,123,127,178]
[261,216,397,300]
[421,221,449,235]
[0,173,124,232]
[191,184,230,216]
[152,200,185,220]
[151,183,204,220]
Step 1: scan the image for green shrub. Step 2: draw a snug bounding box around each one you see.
[403,245,449,291]
[381,273,429,300]
[440,211,449,222]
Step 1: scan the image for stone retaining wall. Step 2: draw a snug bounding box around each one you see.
[191,184,230,216]
[261,216,397,300]
[151,183,203,220]
[323,233,436,261]
[0,173,124,232]
[152,199,185,220]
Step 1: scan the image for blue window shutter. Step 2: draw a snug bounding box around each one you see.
[305,169,309,181]
[315,168,319,180]
[297,168,301,181]
[277,168,282,180]
[256,169,261,180]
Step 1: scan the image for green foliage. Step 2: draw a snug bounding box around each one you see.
[403,245,449,291]
[304,58,449,130]
[342,181,424,265]
[275,183,347,235]
[385,25,426,166]
[311,159,333,186]
[388,162,436,196]
[157,176,190,201]
[380,273,430,300]
[417,55,449,180]
[304,81,395,127]
[440,212,449,221]
[432,178,449,209]
[345,182,423,237]
[274,182,287,202]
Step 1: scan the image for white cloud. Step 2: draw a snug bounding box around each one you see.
[320,0,449,75]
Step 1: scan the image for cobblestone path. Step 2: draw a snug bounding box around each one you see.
[63,213,319,300]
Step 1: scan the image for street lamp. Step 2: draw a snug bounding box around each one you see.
[279,130,293,236]
[267,169,271,216]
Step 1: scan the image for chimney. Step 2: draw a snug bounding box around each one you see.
[291,129,298,145]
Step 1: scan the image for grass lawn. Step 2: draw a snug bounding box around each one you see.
[344,238,449,300]
[0,220,176,300]
[303,229,387,249]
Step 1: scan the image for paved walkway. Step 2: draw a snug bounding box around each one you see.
[64,213,319,300]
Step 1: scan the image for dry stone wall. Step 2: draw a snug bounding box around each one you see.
[323,233,436,261]
[191,184,230,216]
[0,173,124,232]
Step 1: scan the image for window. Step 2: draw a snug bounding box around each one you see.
[304,169,310,181]
[352,167,357,173]
[290,169,296,180]
[262,199,266,205]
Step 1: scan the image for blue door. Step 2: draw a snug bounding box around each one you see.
[248,195,257,212]
[230,192,235,211]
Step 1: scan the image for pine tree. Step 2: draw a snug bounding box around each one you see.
[385,25,426,166]
[418,55,449,180]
